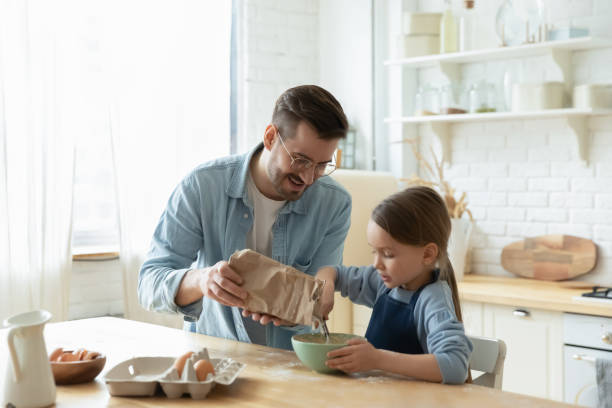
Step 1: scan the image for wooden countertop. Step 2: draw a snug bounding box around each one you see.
[1,317,574,407]
[459,274,612,317]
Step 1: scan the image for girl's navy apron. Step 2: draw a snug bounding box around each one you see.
[365,270,439,354]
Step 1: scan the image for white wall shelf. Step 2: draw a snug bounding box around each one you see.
[386,108,612,166]
[384,37,612,85]
[384,108,612,124]
[384,37,612,68]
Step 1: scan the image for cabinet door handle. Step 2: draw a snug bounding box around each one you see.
[512,309,530,317]
[572,354,596,363]
[603,333,612,345]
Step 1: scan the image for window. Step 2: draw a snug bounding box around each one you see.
[70,1,234,256]
[72,136,120,255]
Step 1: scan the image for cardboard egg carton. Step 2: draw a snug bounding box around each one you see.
[104,348,245,400]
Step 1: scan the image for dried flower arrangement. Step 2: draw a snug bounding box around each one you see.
[401,139,473,220]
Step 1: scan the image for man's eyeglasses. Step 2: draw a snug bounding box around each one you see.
[276,130,337,177]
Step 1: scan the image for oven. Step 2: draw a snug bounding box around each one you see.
[564,313,612,406]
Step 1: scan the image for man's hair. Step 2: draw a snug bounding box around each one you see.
[271,85,348,140]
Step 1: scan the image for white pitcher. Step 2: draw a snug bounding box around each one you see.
[2,310,56,408]
[448,218,473,281]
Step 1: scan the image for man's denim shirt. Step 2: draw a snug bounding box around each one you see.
[138,143,352,350]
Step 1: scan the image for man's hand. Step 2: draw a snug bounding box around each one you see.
[325,338,380,373]
[198,261,247,308]
[241,310,295,327]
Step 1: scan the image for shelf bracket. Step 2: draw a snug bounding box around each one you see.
[565,116,588,166]
[437,62,460,84]
[425,122,451,164]
[550,49,572,94]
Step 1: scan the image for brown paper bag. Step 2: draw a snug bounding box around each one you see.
[228,249,324,326]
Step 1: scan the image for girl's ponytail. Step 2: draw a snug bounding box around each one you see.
[439,250,463,323]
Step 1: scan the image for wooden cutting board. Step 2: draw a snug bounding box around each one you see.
[501,234,597,281]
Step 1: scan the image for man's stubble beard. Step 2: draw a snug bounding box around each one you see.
[266,162,308,202]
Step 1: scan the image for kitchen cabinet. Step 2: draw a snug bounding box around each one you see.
[483,304,564,401]
[439,298,565,401]
[459,275,612,402]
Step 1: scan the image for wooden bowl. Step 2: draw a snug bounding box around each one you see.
[50,352,106,385]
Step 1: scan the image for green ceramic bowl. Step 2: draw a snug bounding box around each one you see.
[291,333,361,374]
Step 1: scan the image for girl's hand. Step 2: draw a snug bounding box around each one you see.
[315,267,337,320]
[325,338,379,373]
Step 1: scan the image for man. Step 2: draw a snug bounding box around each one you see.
[138,85,352,350]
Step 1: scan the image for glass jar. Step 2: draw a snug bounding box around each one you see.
[440,84,467,115]
[469,82,497,113]
[414,85,440,116]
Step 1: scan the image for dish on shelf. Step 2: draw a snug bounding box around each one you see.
[574,84,612,109]
[548,27,589,41]
[511,82,564,111]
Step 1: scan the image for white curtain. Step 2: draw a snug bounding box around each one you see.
[0,0,77,322]
[102,1,232,326]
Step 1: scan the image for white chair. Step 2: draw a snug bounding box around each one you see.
[468,335,507,389]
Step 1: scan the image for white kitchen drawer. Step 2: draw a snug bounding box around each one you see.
[564,313,612,352]
[484,304,564,400]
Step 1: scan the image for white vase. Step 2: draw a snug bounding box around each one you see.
[448,218,473,281]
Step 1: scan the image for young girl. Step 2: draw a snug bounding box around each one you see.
[316,186,473,384]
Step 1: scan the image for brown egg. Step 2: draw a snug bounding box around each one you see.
[84,351,100,360]
[73,348,87,361]
[49,347,63,362]
[173,351,194,377]
[58,352,80,362]
[193,359,215,381]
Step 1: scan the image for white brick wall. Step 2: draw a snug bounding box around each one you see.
[241,0,319,150]
[426,115,612,284]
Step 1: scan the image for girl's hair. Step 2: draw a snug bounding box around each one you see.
[371,186,463,323]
